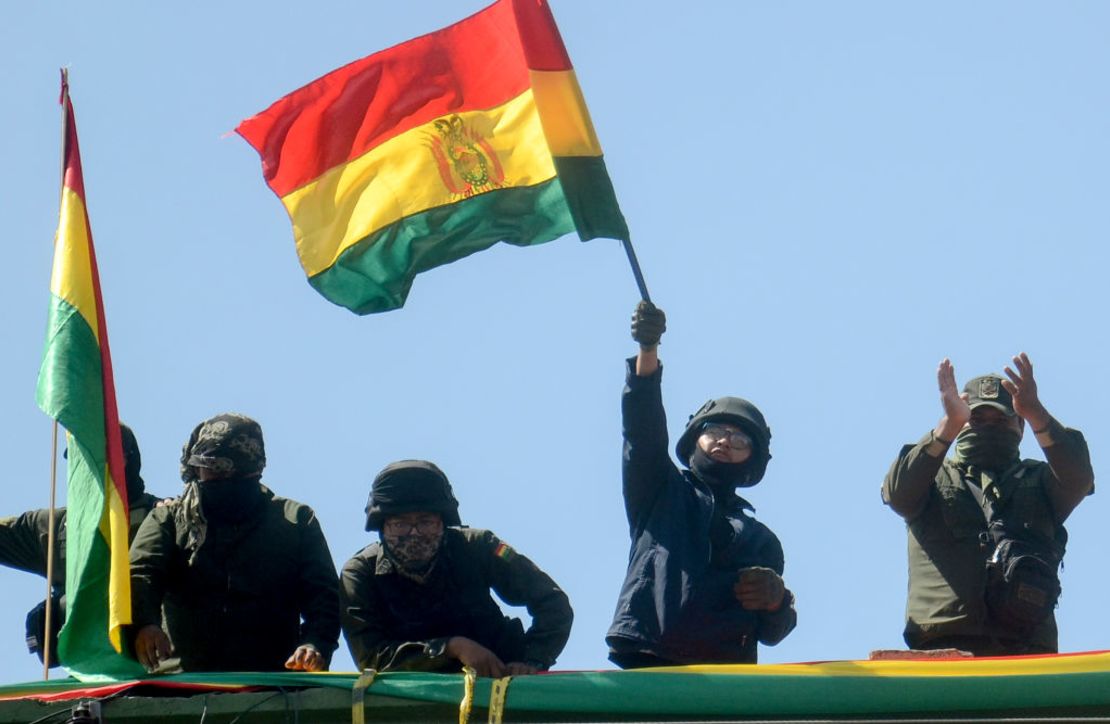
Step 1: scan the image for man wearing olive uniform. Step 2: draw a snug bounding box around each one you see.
[340,460,573,677]
[0,424,157,664]
[129,413,340,672]
[883,355,1094,655]
[606,302,797,668]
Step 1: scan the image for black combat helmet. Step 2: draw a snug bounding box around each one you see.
[365,460,462,531]
[675,397,772,487]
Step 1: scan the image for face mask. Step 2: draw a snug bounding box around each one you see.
[382,530,444,576]
[198,477,263,524]
[954,425,1021,471]
[689,447,749,490]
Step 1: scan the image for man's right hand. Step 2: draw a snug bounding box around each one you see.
[631,301,666,348]
[446,636,506,678]
[135,624,172,671]
[935,358,970,440]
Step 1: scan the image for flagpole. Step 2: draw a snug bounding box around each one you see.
[621,238,651,303]
[43,424,60,681]
[42,67,72,681]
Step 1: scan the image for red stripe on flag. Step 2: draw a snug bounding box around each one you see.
[510,0,573,71]
[236,0,533,198]
[62,101,86,200]
[62,93,129,523]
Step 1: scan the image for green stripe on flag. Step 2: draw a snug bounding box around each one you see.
[308,178,575,314]
[35,295,143,680]
[36,295,106,452]
[551,155,629,242]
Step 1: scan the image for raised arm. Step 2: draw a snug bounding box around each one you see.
[882,359,967,519]
[1002,353,1094,522]
[622,301,676,526]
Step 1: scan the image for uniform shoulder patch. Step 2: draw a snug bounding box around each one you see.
[493,542,516,561]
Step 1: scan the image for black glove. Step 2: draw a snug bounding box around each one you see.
[734,567,786,612]
[630,300,666,347]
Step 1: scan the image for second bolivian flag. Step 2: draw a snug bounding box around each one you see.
[237,0,628,315]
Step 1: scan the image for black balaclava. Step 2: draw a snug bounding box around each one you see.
[119,424,145,503]
[199,476,264,524]
[689,447,751,491]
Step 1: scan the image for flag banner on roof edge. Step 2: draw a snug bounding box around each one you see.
[237,0,629,315]
[35,76,144,681]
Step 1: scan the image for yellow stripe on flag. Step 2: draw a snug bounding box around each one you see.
[651,651,1110,678]
[103,471,131,652]
[50,187,100,342]
[530,69,603,157]
[281,89,558,277]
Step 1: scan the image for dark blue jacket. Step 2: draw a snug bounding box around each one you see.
[606,359,796,664]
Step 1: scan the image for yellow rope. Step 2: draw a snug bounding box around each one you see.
[351,668,377,724]
[459,666,478,724]
[488,676,512,724]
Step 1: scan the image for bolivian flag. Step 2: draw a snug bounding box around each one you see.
[36,74,143,680]
[237,0,628,315]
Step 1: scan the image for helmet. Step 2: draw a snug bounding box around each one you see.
[365,460,461,531]
[675,397,772,487]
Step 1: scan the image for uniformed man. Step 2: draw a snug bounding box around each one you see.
[0,424,158,665]
[340,460,573,677]
[606,302,797,668]
[883,354,1094,655]
[129,413,340,672]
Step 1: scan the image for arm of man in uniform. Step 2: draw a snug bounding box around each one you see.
[486,532,573,674]
[128,507,175,671]
[622,302,675,527]
[0,509,63,584]
[882,358,967,520]
[289,508,341,672]
[339,555,462,673]
[1002,352,1094,522]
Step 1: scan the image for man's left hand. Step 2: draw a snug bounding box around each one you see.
[1002,352,1050,430]
[734,567,785,611]
[285,644,325,672]
[505,661,540,676]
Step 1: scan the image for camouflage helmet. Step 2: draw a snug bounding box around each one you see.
[675,397,772,487]
[365,460,461,532]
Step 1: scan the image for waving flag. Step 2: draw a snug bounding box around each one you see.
[238,0,628,314]
[36,73,142,680]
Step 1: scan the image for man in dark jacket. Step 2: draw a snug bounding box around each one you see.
[340,460,573,677]
[882,355,1094,655]
[129,413,340,673]
[0,424,158,665]
[606,302,797,668]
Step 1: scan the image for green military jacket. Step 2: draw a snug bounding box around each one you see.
[882,420,1093,653]
[0,493,160,589]
[129,486,340,672]
[340,527,573,672]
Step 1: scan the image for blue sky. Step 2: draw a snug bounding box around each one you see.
[2,1,1108,683]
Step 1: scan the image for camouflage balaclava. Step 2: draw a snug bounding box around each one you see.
[176,413,267,560]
